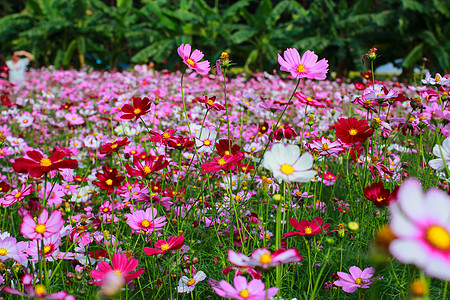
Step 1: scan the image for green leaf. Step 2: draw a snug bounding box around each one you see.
[228,27,256,44]
[222,0,251,19]
[143,0,176,31]
[63,39,78,67]
[267,0,289,28]
[402,43,423,68]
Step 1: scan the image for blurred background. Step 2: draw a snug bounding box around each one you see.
[0,0,448,78]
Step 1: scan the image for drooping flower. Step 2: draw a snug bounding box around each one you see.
[91,253,145,286]
[277,48,328,80]
[143,235,185,256]
[178,44,210,75]
[201,152,245,174]
[334,117,373,145]
[210,276,278,299]
[333,266,377,293]
[284,217,330,238]
[263,143,316,183]
[177,270,206,293]
[125,207,167,234]
[363,182,398,207]
[12,150,78,178]
[0,183,32,207]
[197,95,225,111]
[120,97,152,120]
[99,138,131,154]
[20,208,64,240]
[228,248,302,270]
[428,136,450,171]
[294,92,325,107]
[389,178,450,281]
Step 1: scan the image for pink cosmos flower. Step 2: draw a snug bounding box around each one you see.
[389,178,450,281]
[278,48,328,80]
[333,266,376,293]
[20,208,64,240]
[143,235,185,256]
[64,112,84,125]
[0,235,27,262]
[308,136,344,157]
[26,234,61,260]
[228,248,302,270]
[177,44,210,75]
[294,92,325,107]
[1,183,32,207]
[125,207,167,234]
[210,276,278,300]
[91,253,145,286]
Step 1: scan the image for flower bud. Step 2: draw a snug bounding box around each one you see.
[348,222,359,231]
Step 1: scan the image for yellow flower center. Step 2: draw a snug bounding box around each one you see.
[376,197,385,202]
[322,143,329,151]
[280,164,294,175]
[240,289,250,298]
[44,245,52,254]
[355,278,363,285]
[40,158,52,167]
[186,58,195,66]
[35,284,46,296]
[207,99,214,106]
[203,140,211,146]
[218,158,226,166]
[297,64,305,73]
[114,270,122,277]
[14,192,21,199]
[436,75,441,82]
[161,243,170,251]
[306,97,313,102]
[349,129,358,136]
[304,227,312,234]
[35,224,47,234]
[163,131,170,139]
[0,248,7,255]
[143,165,151,174]
[134,108,141,115]
[111,144,118,149]
[426,225,450,250]
[260,253,272,264]
[187,278,196,286]
[141,219,150,228]
[105,179,113,186]
[24,119,28,123]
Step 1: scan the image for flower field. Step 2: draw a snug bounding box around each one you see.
[0,46,449,299]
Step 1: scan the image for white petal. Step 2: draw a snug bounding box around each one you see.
[424,189,450,223]
[389,204,420,238]
[429,158,445,171]
[295,152,313,170]
[389,239,427,267]
[291,170,317,183]
[398,178,425,221]
[424,257,450,281]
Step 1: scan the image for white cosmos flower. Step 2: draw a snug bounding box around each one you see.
[429,136,450,171]
[177,270,206,293]
[263,143,316,183]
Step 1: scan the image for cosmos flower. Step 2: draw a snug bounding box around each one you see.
[143,235,185,256]
[210,276,278,300]
[12,150,78,178]
[284,217,330,238]
[334,117,373,145]
[363,182,398,207]
[308,136,344,157]
[333,266,376,293]
[93,166,125,194]
[91,253,145,286]
[428,136,450,171]
[228,248,302,270]
[125,207,167,234]
[177,270,207,293]
[389,178,450,281]
[120,97,152,120]
[277,48,328,80]
[200,152,245,174]
[178,44,210,75]
[263,143,316,183]
[20,208,64,240]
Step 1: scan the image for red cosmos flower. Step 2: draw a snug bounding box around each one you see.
[360,71,372,80]
[94,167,125,194]
[240,164,255,174]
[363,182,399,207]
[294,92,325,108]
[91,253,145,286]
[334,117,373,145]
[354,82,366,90]
[215,139,241,156]
[12,150,78,178]
[0,181,10,193]
[143,235,185,256]
[99,138,131,154]
[284,217,330,238]
[167,136,195,150]
[149,129,177,145]
[120,97,152,120]
[273,123,297,141]
[125,154,169,178]
[201,152,245,174]
[197,95,225,111]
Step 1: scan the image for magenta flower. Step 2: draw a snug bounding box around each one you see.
[20,209,64,240]
[333,266,376,293]
[125,207,167,234]
[1,183,32,207]
[278,48,328,80]
[228,248,302,269]
[143,235,185,256]
[0,235,27,262]
[177,44,210,75]
[91,253,145,286]
[210,276,278,300]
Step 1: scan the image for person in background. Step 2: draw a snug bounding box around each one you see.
[6,50,34,83]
